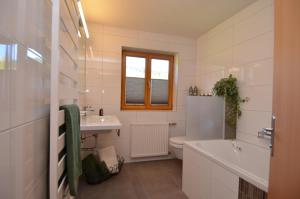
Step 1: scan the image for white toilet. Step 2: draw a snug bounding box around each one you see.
[169,136,187,160]
[169,96,225,160]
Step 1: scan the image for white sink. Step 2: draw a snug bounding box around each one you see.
[80,115,122,131]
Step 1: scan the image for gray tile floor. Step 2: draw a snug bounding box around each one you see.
[78,159,188,199]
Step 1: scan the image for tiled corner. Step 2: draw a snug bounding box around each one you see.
[196,0,274,148]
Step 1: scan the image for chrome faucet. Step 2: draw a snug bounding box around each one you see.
[231,141,242,151]
[258,128,273,138]
[81,105,95,117]
[258,116,276,156]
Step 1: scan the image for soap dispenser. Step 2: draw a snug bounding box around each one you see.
[99,108,104,116]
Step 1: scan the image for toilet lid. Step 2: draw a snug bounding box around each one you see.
[170,136,186,145]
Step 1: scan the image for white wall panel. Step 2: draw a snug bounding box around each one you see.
[196,0,274,148]
[81,23,196,162]
[0,0,51,198]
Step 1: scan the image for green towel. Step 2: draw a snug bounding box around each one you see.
[60,104,82,196]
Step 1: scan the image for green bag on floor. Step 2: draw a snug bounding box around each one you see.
[82,154,111,185]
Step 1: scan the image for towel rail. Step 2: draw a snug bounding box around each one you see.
[57,154,66,179]
[57,175,67,198]
[57,133,66,153]
[50,0,80,199]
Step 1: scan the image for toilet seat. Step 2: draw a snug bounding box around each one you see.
[169,136,187,149]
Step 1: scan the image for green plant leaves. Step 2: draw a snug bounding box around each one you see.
[213,74,243,128]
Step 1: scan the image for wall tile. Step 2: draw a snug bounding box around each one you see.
[236,132,270,148]
[234,0,273,23]
[139,31,195,45]
[138,39,172,52]
[86,54,102,69]
[176,90,188,106]
[104,34,139,53]
[83,24,196,162]
[169,120,186,138]
[10,45,48,126]
[233,31,274,65]
[206,28,233,56]
[237,110,272,135]
[0,131,11,199]
[85,86,102,105]
[102,52,122,76]
[239,85,273,111]
[19,0,52,62]
[10,118,48,199]
[206,48,233,73]
[102,87,121,105]
[235,58,273,87]
[234,5,274,45]
[136,111,168,123]
[178,59,196,77]
[196,0,274,148]
[0,35,11,132]
[104,26,139,38]
[172,43,196,60]
[167,106,186,122]
[1,1,50,198]
[0,0,17,39]
[102,73,121,88]
[86,31,103,52]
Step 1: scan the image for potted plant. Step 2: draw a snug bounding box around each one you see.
[213,74,247,139]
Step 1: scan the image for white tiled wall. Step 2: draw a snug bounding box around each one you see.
[81,24,196,162]
[0,0,51,198]
[196,0,274,148]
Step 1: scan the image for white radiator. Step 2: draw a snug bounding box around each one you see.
[130,123,169,158]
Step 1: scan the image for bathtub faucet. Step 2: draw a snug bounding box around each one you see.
[231,141,242,152]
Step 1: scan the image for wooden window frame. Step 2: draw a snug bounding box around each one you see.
[121,50,174,110]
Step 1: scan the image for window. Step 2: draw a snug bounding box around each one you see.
[121,50,174,110]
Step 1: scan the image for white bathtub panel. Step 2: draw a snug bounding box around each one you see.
[185,140,270,192]
[211,178,237,199]
[183,146,212,199]
[212,163,239,193]
[183,164,211,199]
[183,145,239,199]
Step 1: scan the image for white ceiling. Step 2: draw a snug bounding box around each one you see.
[82,0,257,38]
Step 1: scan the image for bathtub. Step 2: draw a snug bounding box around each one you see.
[182,140,270,199]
